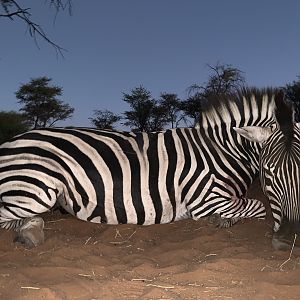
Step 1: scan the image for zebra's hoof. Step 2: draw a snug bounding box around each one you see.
[208,213,223,227]
[14,217,45,248]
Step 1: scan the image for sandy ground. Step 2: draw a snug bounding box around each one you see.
[0,180,300,300]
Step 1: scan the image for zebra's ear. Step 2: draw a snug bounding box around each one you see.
[233,126,272,143]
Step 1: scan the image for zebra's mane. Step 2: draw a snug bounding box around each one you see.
[274,91,295,148]
[200,87,278,127]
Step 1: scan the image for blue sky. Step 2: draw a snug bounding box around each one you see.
[1,0,300,128]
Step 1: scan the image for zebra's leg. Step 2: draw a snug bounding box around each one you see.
[207,196,266,228]
[0,216,45,248]
[14,217,45,248]
[208,214,242,228]
[0,187,58,247]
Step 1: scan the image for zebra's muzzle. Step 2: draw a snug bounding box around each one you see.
[272,218,300,251]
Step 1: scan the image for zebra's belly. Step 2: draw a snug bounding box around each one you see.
[57,194,189,225]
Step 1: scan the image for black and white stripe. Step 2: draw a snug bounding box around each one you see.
[260,123,300,231]
[235,92,300,235]
[0,89,278,231]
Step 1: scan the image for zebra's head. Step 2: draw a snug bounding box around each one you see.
[235,91,300,250]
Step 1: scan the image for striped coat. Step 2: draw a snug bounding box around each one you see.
[234,91,300,249]
[0,89,278,233]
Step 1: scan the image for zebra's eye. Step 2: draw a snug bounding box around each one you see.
[270,124,277,132]
[263,163,275,177]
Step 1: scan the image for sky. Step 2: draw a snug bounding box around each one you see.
[1,0,300,128]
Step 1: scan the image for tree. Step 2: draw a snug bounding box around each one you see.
[123,86,168,132]
[205,63,245,95]
[148,104,168,132]
[184,63,246,125]
[0,0,72,55]
[0,111,29,144]
[283,76,300,122]
[181,94,203,127]
[189,63,246,97]
[89,109,121,130]
[159,93,184,128]
[15,76,74,128]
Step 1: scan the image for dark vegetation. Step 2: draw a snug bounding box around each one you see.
[15,77,74,129]
[1,66,299,145]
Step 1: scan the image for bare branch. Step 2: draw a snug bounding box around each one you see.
[0,0,72,57]
[0,8,27,18]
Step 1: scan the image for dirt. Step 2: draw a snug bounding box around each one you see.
[0,180,300,300]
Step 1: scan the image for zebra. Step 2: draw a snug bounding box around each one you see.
[235,91,300,250]
[0,88,278,248]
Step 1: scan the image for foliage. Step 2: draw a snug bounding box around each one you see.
[89,109,121,130]
[15,76,74,129]
[158,93,184,128]
[181,94,203,127]
[205,63,245,95]
[122,86,168,132]
[0,0,72,55]
[183,63,246,125]
[283,76,300,122]
[147,104,168,132]
[0,111,29,144]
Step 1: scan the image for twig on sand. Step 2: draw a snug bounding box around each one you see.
[205,286,224,290]
[109,230,136,245]
[126,230,136,240]
[260,264,274,272]
[205,253,217,258]
[279,233,297,271]
[114,229,122,238]
[78,271,96,279]
[78,273,93,277]
[21,286,40,290]
[193,226,204,231]
[84,237,91,245]
[146,283,175,289]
